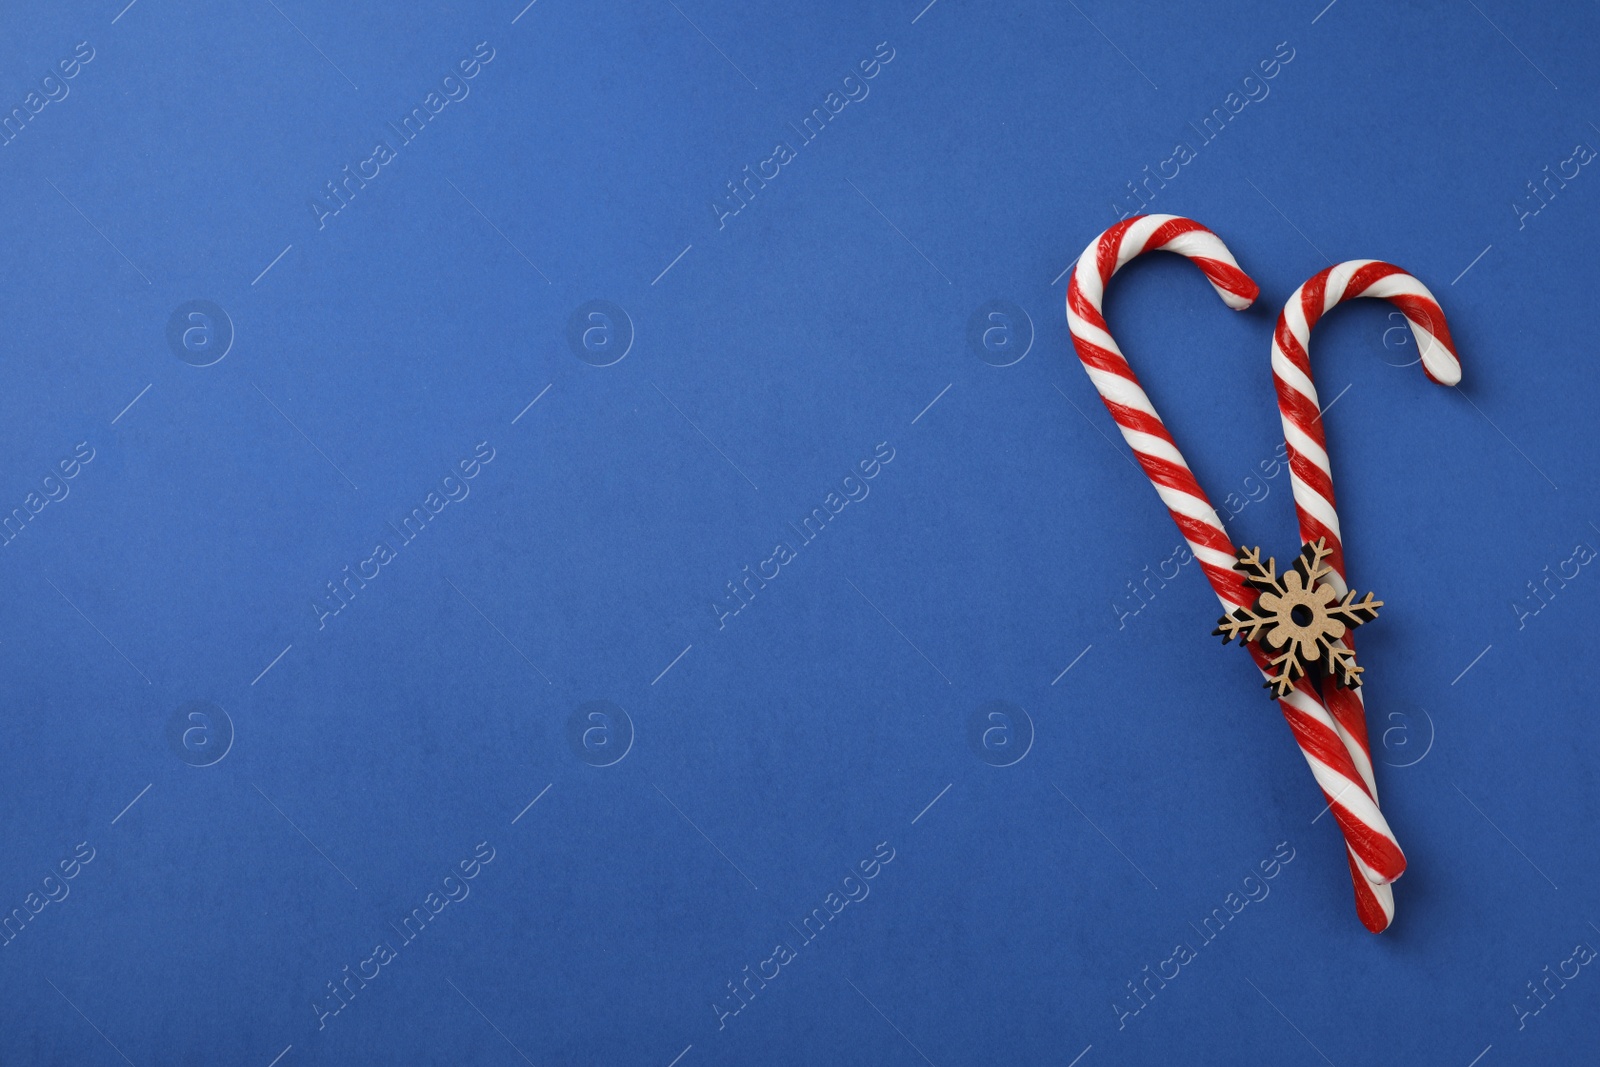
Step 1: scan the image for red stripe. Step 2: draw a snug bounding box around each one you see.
[1328,797,1407,880]
[1347,852,1391,933]
[1274,317,1316,383]
[1300,269,1330,333]
[1101,398,1177,451]
[1074,336,1139,385]
[1292,509,1346,577]
[1191,256,1260,303]
[1098,219,1138,287]
[1343,260,1408,297]
[1323,683,1372,762]
[1286,447,1337,513]
[1066,277,1109,334]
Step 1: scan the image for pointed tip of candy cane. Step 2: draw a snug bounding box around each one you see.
[1219,276,1260,312]
[1348,852,1397,933]
[1421,355,1463,388]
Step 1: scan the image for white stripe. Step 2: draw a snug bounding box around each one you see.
[1282,419,1330,476]
[1191,544,1242,578]
[1289,481,1343,545]
[1119,215,1169,266]
[1162,226,1236,266]
[1323,682,1374,792]
[1367,878,1395,923]
[1067,317,1119,356]
[1071,255,1104,307]
[1149,481,1224,529]
[1123,428,1187,468]
[1324,259,1374,309]
[1364,270,1434,303]
[1403,317,1460,384]
[1271,346,1320,408]
[1085,366,1159,418]
[1282,286,1312,348]
[1352,850,1385,885]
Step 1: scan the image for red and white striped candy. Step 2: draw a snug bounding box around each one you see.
[1273,260,1460,588]
[1270,261,1460,929]
[1066,217,1406,930]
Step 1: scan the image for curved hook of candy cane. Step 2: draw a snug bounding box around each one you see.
[1066,214,1260,609]
[1272,260,1461,588]
[1066,219,1407,924]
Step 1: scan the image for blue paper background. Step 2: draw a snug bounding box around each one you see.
[1,0,1596,1063]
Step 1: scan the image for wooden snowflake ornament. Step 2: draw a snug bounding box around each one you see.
[1213,538,1384,699]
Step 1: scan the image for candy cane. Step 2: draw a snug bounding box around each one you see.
[1269,261,1460,928]
[1066,216,1406,931]
[1273,260,1459,589]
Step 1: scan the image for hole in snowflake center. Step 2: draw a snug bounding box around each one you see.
[1290,604,1315,627]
